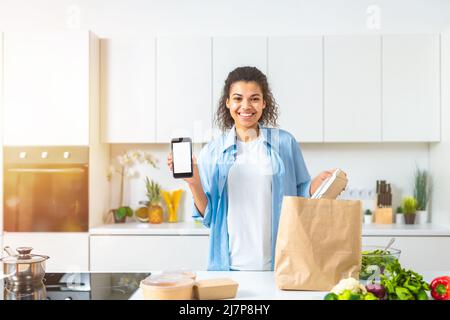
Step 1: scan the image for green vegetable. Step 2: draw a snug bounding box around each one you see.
[324,293,338,300]
[364,292,378,300]
[338,290,353,300]
[395,287,414,300]
[417,290,429,300]
[380,260,430,300]
[349,293,362,300]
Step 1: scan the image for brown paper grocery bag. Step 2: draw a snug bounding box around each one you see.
[274,196,362,291]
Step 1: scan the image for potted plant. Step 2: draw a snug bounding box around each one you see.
[414,168,432,225]
[364,209,373,224]
[107,149,158,223]
[146,177,164,224]
[395,206,404,225]
[401,197,418,225]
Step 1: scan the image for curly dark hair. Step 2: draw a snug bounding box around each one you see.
[215,66,279,132]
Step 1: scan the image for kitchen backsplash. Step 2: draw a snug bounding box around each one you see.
[109,142,430,222]
[301,142,429,212]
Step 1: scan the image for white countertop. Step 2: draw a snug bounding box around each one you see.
[90,221,450,236]
[363,223,450,236]
[130,270,448,300]
[89,221,209,235]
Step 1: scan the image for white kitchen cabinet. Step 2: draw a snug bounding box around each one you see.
[156,37,212,143]
[362,236,450,271]
[212,37,267,133]
[3,31,96,146]
[324,36,382,142]
[90,235,209,271]
[2,233,89,272]
[268,36,323,142]
[382,35,440,142]
[101,38,157,143]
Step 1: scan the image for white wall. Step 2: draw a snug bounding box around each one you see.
[108,142,430,222]
[303,143,429,212]
[430,27,450,227]
[108,143,204,223]
[1,0,450,36]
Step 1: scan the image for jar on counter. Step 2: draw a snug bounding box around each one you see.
[135,201,149,223]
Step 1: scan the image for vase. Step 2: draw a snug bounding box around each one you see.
[395,213,404,225]
[416,210,428,225]
[404,214,416,225]
[364,215,372,224]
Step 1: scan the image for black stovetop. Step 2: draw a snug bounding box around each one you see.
[1,272,150,300]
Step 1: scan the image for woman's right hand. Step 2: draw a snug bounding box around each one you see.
[167,152,201,186]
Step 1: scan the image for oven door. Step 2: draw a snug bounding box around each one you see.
[4,163,88,232]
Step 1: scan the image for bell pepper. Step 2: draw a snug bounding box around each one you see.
[430,276,450,300]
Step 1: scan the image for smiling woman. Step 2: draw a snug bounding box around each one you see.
[167,66,340,271]
[216,66,278,137]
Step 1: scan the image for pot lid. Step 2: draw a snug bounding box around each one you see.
[1,247,49,264]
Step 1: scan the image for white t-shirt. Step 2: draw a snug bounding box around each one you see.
[227,134,273,271]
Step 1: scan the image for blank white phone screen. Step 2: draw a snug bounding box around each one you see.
[173,142,191,174]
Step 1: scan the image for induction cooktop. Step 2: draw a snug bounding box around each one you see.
[1,272,150,300]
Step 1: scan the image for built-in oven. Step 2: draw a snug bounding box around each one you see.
[3,146,89,232]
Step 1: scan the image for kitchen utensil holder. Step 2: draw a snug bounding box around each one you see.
[374,207,393,224]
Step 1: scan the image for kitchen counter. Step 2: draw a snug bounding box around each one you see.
[90,221,450,236]
[89,221,209,235]
[363,223,450,236]
[130,270,449,300]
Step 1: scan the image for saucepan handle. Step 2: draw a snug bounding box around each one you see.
[3,246,15,256]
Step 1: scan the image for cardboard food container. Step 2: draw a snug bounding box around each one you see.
[140,274,194,300]
[193,278,239,300]
[162,269,197,280]
[311,169,348,200]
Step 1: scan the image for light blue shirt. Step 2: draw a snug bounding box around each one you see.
[192,125,311,271]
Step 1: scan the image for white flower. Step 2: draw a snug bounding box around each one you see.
[125,168,140,179]
[130,150,140,162]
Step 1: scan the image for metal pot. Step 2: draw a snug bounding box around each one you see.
[1,246,49,286]
[3,281,47,300]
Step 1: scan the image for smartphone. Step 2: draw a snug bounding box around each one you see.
[171,137,193,178]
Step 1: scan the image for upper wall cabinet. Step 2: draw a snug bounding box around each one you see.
[156,37,212,143]
[324,36,382,142]
[268,36,323,142]
[101,38,156,143]
[382,35,440,142]
[3,31,97,146]
[212,37,267,133]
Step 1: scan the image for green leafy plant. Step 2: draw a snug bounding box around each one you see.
[114,206,133,220]
[401,197,417,215]
[364,209,372,216]
[396,206,403,214]
[414,168,431,211]
[380,260,430,300]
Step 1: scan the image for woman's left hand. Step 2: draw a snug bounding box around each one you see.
[310,168,347,196]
